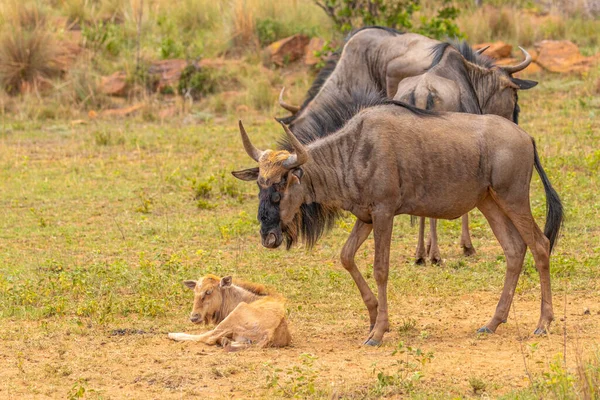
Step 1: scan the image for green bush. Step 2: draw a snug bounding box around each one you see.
[178,64,218,100]
[256,17,286,46]
[314,0,464,39]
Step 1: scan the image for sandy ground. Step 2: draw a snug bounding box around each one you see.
[2,292,598,399]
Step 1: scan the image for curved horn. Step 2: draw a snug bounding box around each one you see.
[278,87,300,114]
[501,46,532,74]
[475,45,490,55]
[238,120,264,162]
[279,122,308,169]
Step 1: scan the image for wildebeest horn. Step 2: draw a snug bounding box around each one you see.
[475,45,490,55]
[278,87,300,114]
[501,46,532,74]
[238,120,264,162]
[279,122,308,169]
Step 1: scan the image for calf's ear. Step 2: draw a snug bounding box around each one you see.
[183,280,197,290]
[220,276,233,288]
[232,167,259,181]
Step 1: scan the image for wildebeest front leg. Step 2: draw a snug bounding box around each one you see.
[364,212,394,346]
[427,219,442,264]
[460,214,476,256]
[341,220,378,330]
[477,196,527,333]
[415,217,427,265]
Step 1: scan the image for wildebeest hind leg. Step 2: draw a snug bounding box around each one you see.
[415,217,427,265]
[460,214,476,256]
[491,191,553,335]
[477,196,527,334]
[341,220,378,330]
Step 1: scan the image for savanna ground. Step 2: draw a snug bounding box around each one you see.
[1,0,600,399]
[1,69,600,399]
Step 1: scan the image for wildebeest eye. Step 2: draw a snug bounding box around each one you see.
[271,192,281,203]
[205,290,212,296]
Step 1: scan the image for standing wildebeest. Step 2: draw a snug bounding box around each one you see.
[233,94,562,346]
[168,274,291,350]
[394,43,536,264]
[278,26,538,264]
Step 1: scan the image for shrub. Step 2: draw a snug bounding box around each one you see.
[0,27,60,95]
[178,64,218,100]
[314,0,463,39]
[255,17,286,46]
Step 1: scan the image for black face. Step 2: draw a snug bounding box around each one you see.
[258,183,284,249]
[512,93,520,125]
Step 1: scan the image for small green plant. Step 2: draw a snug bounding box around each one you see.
[371,341,434,396]
[265,353,323,397]
[256,17,286,47]
[313,40,337,69]
[159,36,184,59]
[135,191,153,214]
[469,376,487,394]
[68,378,89,400]
[81,21,123,57]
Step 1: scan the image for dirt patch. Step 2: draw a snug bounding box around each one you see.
[1,293,598,398]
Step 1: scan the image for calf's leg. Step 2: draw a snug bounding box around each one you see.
[341,220,378,330]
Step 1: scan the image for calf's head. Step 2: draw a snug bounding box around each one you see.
[232,121,308,249]
[183,275,233,324]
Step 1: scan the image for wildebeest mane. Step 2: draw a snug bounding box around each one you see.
[429,41,495,70]
[234,280,269,296]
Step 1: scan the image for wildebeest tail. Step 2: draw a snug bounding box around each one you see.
[532,139,563,253]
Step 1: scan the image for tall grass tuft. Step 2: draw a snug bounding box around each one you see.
[0,6,61,95]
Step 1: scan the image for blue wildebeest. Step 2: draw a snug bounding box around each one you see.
[233,92,562,346]
[278,26,538,264]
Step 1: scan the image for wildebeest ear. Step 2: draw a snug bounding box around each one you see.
[183,280,197,290]
[220,276,233,288]
[511,78,538,90]
[231,167,259,181]
[290,168,303,184]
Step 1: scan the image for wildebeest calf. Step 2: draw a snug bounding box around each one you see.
[168,274,291,350]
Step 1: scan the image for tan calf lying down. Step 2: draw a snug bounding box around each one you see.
[168,274,291,350]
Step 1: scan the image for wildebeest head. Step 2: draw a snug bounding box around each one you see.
[232,121,308,249]
[184,274,232,324]
[471,46,537,122]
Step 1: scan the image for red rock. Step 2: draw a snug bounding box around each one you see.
[100,71,128,96]
[264,34,310,66]
[534,40,598,73]
[149,59,189,91]
[101,103,143,117]
[473,41,513,59]
[305,37,325,66]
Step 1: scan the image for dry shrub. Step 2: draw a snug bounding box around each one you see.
[0,29,61,95]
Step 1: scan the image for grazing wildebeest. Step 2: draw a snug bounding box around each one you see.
[168,274,291,350]
[394,44,537,264]
[233,93,562,346]
[278,26,538,264]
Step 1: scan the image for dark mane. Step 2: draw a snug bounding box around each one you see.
[429,41,495,69]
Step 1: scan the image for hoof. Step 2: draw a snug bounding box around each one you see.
[534,327,547,335]
[462,245,476,257]
[430,256,442,265]
[364,338,381,347]
[477,326,493,334]
[415,257,426,265]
